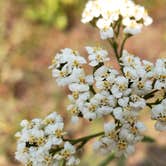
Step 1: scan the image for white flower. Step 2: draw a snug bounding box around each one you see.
[120,50,140,67]
[82,0,152,39]
[54,142,79,165]
[68,91,90,104]
[99,27,114,40]
[20,120,29,128]
[66,156,80,166]
[123,18,143,35]
[81,102,98,120]
[50,48,87,86]
[104,122,116,135]
[97,18,114,39]
[81,0,101,23]
[131,78,153,96]
[94,66,119,81]
[113,107,123,120]
[15,112,71,166]
[151,100,166,131]
[68,69,93,92]
[86,46,109,66]
[111,76,131,98]
[154,59,166,90]
[130,95,146,110]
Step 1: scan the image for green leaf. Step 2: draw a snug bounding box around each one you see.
[142,136,156,143]
[98,153,115,166]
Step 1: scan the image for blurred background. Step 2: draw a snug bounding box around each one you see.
[0,0,166,165]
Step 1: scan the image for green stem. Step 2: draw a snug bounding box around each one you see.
[89,85,96,94]
[69,131,104,144]
[109,40,124,75]
[143,89,158,100]
[120,35,131,57]
[62,160,66,166]
[50,132,104,155]
[76,140,87,151]
[142,136,155,143]
[146,91,166,108]
[99,153,115,166]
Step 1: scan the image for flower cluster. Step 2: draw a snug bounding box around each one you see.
[82,0,153,39]
[16,0,166,165]
[49,45,165,156]
[94,120,146,157]
[15,112,79,166]
[121,50,166,93]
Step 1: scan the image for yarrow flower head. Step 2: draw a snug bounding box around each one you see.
[16,0,166,165]
[15,112,79,166]
[82,0,153,39]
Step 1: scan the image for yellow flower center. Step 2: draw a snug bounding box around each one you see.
[119,84,127,91]
[71,107,79,115]
[118,140,127,150]
[96,55,102,62]
[89,105,97,112]
[103,81,111,89]
[79,77,86,84]
[62,150,70,159]
[108,131,117,139]
[29,136,36,144]
[145,65,152,72]
[158,114,166,122]
[137,81,144,89]
[73,60,79,67]
[37,137,45,146]
[72,91,79,100]
[43,118,55,125]
[55,130,63,138]
[60,71,67,77]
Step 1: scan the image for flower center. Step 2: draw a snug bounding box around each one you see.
[72,91,79,100]
[89,105,97,112]
[118,140,127,150]
[137,81,144,89]
[55,130,64,138]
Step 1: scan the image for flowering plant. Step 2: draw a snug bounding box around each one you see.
[15,0,166,165]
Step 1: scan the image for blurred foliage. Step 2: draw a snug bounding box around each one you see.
[19,0,86,30]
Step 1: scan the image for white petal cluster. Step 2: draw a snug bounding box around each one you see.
[49,48,86,86]
[86,46,110,66]
[49,45,166,158]
[151,99,166,131]
[94,120,146,157]
[82,0,153,39]
[121,50,166,94]
[15,112,79,166]
[16,0,166,164]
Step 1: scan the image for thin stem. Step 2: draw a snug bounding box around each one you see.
[143,89,158,100]
[90,85,96,94]
[62,160,66,166]
[120,35,131,57]
[108,38,125,76]
[115,21,121,37]
[146,90,166,108]
[147,98,164,108]
[109,40,119,58]
[76,140,87,151]
[51,132,104,155]
[99,153,115,166]
[69,131,104,144]
[142,136,155,143]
